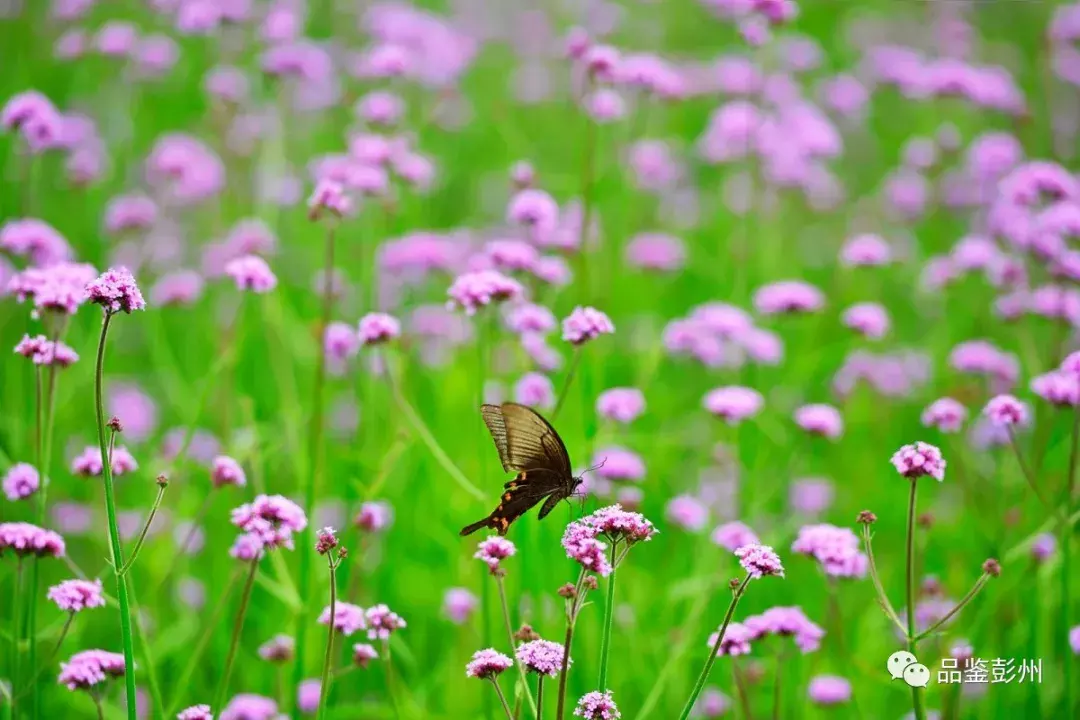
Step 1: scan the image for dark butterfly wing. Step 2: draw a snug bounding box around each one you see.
[496,403,572,475]
[537,492,565,520]
[459,478,553,536]
[481,404,513,473]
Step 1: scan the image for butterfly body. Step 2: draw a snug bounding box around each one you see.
[460,403,580,537]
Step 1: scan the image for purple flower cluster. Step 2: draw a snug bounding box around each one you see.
[13,334,79,367]
[220,694,278,720]
[791,524,867,578]
[465,648,514,679]
[707,622,753,656]
[257,634,294,663]
[58,649,126,690]
[353,643,379,668]
[211,455,246,488]
[318,602,367,637]
[47,578,105,613]
[794,404,843,439]
[574,690,621,719]
[71,445,138,477]
[807,675,852,706]
[177,705,213,720]
[983,394,1029,426]
[753,280,824,315]
[921,397,968,433]
[358,312,402,345]
[596,387,645,423]
[9,262,97,315]
[446,270,523,315]
[703,386,763,424]
[3,463,40,501]
[224,255,277,293]
[365,603,406,640]
[229,494,308,557]
[0,522,66,558]
[711,521,760,552]
[354,501,394,533]
[744,606,825,652]
[85,266,145,314]
[474,535,516,573]
[734,543,785,579]
[890,442,946,481]
[516,639,570,676]
[562,306,615,345]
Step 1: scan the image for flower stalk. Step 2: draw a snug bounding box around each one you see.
[213,558,260,713]
[596,542,619,690]
[554,570,590,720]
[905,479,926,720]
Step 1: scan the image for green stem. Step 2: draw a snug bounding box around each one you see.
[491,678,515,720]
[496,575,537,716]
[118,482,168,575]
[554,570,587,720]
[128,581,165,718]
[676,574,752,720]
[551,348,583,422]
[316,557,338,720]
[294,224,337,715]
[905,479,925,720]
[9,559,23,719]
[1006,429,1065,524]
[596,547,618,690]
[771,653,783,720]
[914,573,991,642]
[94,312,138,720]
[861,525,907,636]
[1062,404,1078,718]
[14,612,74,701]
[536,676,543,720]
[214,559,260,713]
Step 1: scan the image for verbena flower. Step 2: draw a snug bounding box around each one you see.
[574,690,620,719]
[791,524,867,578]
[890,442,946,481]
[352,643,379,668]
[1031,533,1056,562]
[71,445,138,477]
[318,602,366,636]
[596,387,645,423]
[474,536,516,573]
[707,621,752,656]
[703,386,763,424]
[297,679,321,714]
[507,188,559,238]
[315,526,338,555]
[626,232,686,272]
[443,588,478,624]
[841,302,890,339]
[354,501,393,533]
[839,233,892,267]
[790,478,834,515]
[1031,370,1080,406]
[983,394,1029,426]
[921,397,968,433]
[230,494,308,554]
[446,270,523,315]
[257,634,294,663]
[562,306,615,344]
[794,404,843,439]
[711,521,760,552]
[13,335,79,367]
[85,266,145,314]
[515,639,570,677]
[177,704,212,720]
[590,447,645,482]
[505,303,557,335]
[752,280,824,315]
[744,606,826,652]
[465,648,513,679]
[0,522,66,558]
[365,603,406,640]
[665,495,710,532]
[58,649,126,690]
[211,456,246,488]
[358,312,401,345]
[9,262,97,315]
[47,578,105,612]
[3,462,40,501]
[220,694,279,720]
[224,255,277,293]
[692,687,731,717]
[807,675,852,705]
[734,543,785,578]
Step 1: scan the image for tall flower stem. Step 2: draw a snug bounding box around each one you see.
[771,652,784,720]
[496,574,537,716]
[93,312,138,720]
[1006,429,1064,523]
[214,559,260,713]
[861,525,907,635]
[15,612,74,701]
[677,574,752,720]
[905,479,926,720]
[1062,404,1079,718]
[555,570,588,720]
[552,347,583,421]
[9,559,23,719]
[25,365,43,714]
[119,480,168,575]
[294,223,337,712]
[316,556,339,720]
[914,572,992,642]
[490,678,515,720]
[596,544,618,690]
[536,677,544,719]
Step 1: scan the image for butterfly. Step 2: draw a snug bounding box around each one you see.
[460,402,582,537]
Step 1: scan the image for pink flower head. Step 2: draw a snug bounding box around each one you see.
[734,543,785,579]
[220,694,279,720]
[71,445,137,477]
[1031,532,1056,562]
[983,394,1029,426]
[3,463,40,501]
[325,322,360,367]
[665,495,710,532]
[1062,350,1080,375]
[443,587,478,624]
[711,521,760,552]
[177,705,213,720]
[841,303,890,340]
[516,639,570,677]
[308,179,353,220]
[107,383,158,443]
[791,524,867,578]
[224,255,277,293]
[574,690,620,719]
[921,397,968,433]
[794,404,843,439]
[585,88,626,123]
[890,441,946,481]
[318,602,367,636]
[446,270,523,315]
[466,648,513,679]
[591,447,645,482]
[507,189,559,239]
[0,522,65,558]
[354,501,393,533]
[583,44,620,81]
[47,578,105,613]
[708,621,753,656]
[505,303,556,335]
[1071,626,1080,655]
[703,386,763,424]
[626,232,686,272]
[230,494,308,552]
[839,234,892,267]
[561,532,613,576]
[356,91,405,127]
[365,603,406,640]
[145,133,225,205]
[257,634,295,663]
[150,270,204,307]
[562,306,615,345]
[211,456,246,488]
[1031,370,1080,407]
[358,312,401,345]
[58,649,126,690]
[514,372,555,409]
[484,239,539,275]
[352,643,379,668]
[1,218,72,265]
[85,266,145,314]
[2,90,57,132]
[104,194,158,235]
[596,387,645,424]
[297,679,320,713]
[744,606,824,651]
[753,280,825,315]
[474,536,516,573]
[12,335,77,369]
[807,675,851,705]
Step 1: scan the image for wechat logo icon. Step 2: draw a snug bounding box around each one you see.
[887,650,931,688]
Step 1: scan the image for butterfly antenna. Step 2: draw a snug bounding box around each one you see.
[583,457,608,475]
